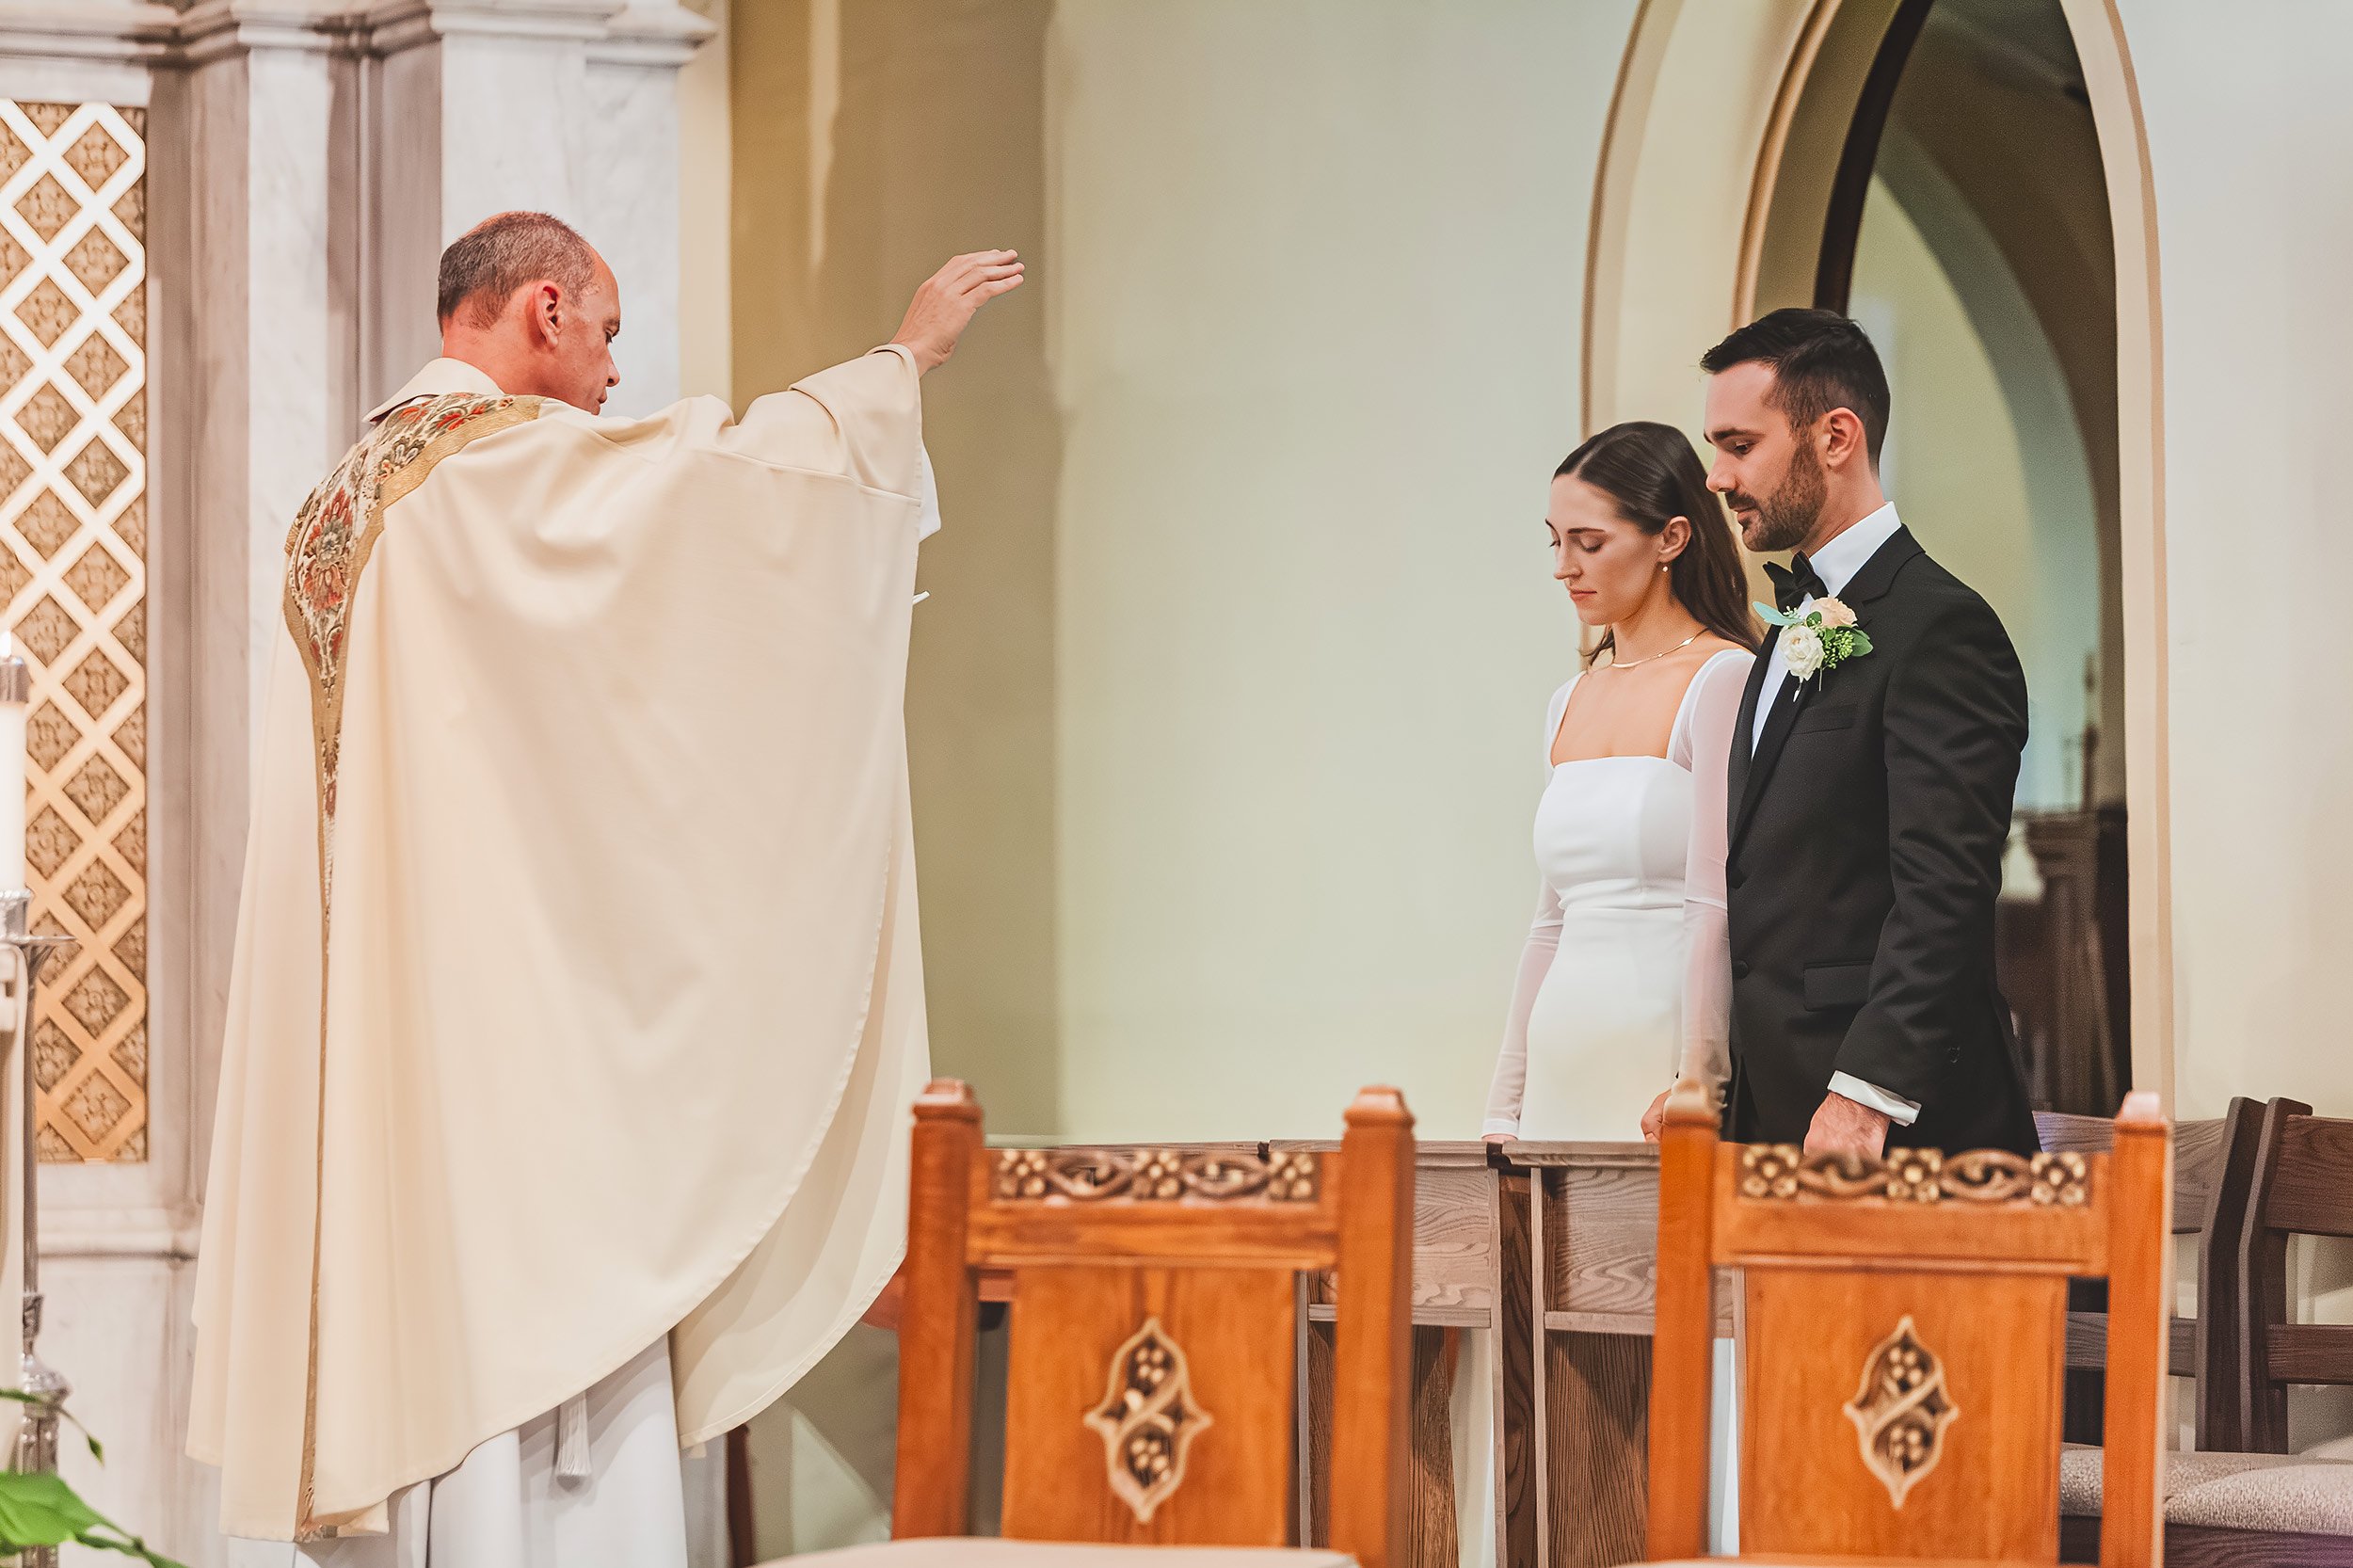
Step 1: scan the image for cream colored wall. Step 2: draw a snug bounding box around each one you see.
[2111,0,2353,1123]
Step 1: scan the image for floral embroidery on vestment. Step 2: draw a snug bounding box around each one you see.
[281,392,540,839]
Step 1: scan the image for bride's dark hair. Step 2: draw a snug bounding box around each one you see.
[1555,421,1760,664]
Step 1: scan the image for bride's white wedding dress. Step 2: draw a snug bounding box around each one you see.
[1483,643,1751,1558]
[1484,646,1750,1142]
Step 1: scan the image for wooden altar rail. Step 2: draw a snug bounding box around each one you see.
[1509,1140,1734,1568]
[1281,1141,1535,1568]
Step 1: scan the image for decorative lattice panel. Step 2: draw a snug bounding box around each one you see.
[0,102,147,1162]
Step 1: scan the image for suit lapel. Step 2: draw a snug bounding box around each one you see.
[1734,646,1815,847]
[1730,524,1925,850]
[1727,628,1771,830]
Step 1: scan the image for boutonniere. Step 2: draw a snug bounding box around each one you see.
[1755,596,1872,684]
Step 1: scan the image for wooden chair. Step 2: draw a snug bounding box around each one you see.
[1637,1082,2170,1566]
[2057,1096,2353,1567]
[2039,1099,2263,1450]
[834,1080,1414,1567]
[2116,1096,2353,1564]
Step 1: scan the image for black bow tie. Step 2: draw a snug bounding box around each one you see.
[1765,553,1828,615]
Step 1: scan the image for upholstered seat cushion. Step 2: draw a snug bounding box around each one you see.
[772,1543,1353,1567]
[2058,1444,2353,1533]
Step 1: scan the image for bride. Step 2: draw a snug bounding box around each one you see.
[1481,422,1756,1553]
[1482,420,1756,1143]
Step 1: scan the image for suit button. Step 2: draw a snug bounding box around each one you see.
[1731,961,1751,981]
[1728,867,1746,890]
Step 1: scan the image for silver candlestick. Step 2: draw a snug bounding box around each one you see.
[0,639,73,1568]
[3,897,73,1568]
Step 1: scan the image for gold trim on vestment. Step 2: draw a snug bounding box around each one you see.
[277,392,541,1536]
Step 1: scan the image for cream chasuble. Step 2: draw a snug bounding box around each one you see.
[188,347,933,1541]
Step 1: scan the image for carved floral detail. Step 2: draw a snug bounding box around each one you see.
[1843,1315,1959,1507]
[991,1146,1318,1203]
[1082,1317,1212,1524]
[1738,1144,2090,1206]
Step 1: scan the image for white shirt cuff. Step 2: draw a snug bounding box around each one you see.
[1827,1071,1922,1127]
[1481,1117,1519,1139]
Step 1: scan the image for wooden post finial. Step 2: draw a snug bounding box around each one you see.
[1344,1084,1413,1130]
[1664,1076,1716,1128]
[913,1079,981,1123]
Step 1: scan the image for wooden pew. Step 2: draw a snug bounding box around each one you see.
[1286,1141,1537,1568]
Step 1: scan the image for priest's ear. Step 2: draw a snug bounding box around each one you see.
[530,281,565,343]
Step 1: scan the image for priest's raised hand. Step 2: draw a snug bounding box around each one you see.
[890,248,1026,373]
[191,212,1009,1566]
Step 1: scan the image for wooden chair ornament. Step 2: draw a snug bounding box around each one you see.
[1641,1080,2170,1567]
[891,1079,1416,1566]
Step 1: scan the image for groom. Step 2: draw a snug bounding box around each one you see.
[1693,308,2036,1158]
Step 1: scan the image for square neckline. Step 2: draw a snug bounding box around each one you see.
[1548,645,1751,769]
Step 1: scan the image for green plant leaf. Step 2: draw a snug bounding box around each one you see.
[0,1389,104,1462]
[1849,631,1873,656]
[0,1469,103,1545]
[1753,600,1795,627]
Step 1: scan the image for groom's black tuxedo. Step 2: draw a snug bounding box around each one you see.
[1725,524,2038,1156]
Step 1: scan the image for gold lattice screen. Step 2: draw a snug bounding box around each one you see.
[0,102,147,1163]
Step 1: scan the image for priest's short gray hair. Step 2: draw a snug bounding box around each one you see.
[437,211,597,326]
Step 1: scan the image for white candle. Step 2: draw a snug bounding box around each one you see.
[0,632,26,893]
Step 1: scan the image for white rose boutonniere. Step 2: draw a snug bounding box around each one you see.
[1783,622,1826,680]
[1756,594,1872,685]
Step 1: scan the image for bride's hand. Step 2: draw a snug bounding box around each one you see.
[1641,1089,1672,1143]
[1482,1132,1513,1147]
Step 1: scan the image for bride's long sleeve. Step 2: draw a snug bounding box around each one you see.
[1484,875,1564,1138]
[1675,650,1753,1099]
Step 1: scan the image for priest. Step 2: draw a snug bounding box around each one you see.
[191,211,1020,1563]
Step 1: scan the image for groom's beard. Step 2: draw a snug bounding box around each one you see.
[1735,438,1827,554]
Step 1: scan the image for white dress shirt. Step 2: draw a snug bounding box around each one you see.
[1749,501,1922,1127]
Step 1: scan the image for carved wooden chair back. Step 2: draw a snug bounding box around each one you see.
[2235,1097,2353,1453]
[2040,1098,2263,1447]
[1645,1084,2171,1567]
[891,1080,1414,1567]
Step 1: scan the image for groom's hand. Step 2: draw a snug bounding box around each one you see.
[1804,1090,1891,1158]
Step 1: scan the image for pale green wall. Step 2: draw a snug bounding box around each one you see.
[1048,0,1638,1145]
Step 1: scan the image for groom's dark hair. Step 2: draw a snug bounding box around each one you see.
[1701,308,1890,465]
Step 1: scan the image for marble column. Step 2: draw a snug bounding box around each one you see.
[367,0,709,414]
